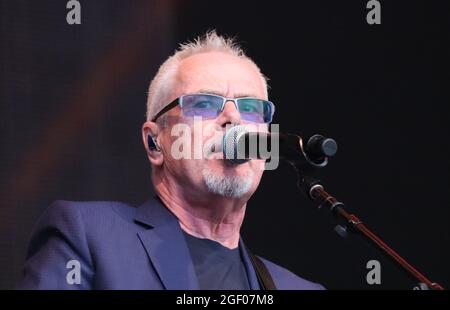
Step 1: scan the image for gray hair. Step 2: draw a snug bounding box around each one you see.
[201,167,254,198]
[146,30,269,122]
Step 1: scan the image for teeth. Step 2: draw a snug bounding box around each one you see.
[208,135,223,154]
[204,137,222,159]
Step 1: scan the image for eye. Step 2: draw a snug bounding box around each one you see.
[240,101,259,113]
[193,100,215,109]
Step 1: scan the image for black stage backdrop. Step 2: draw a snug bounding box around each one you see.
[0,0,449,289]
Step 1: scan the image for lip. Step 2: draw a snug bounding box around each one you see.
[223,158,249,168]
[206,139,251,165]
[207,152,224,160]
[204,147,249,166]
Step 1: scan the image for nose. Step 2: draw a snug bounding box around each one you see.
[217,100,241,128]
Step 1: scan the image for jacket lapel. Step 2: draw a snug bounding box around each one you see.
[135,198,199,290]
[239,239,262,290]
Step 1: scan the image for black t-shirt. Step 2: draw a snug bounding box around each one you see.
[182,231,251,290]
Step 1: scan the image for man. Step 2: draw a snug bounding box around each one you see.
[18,31,324,290]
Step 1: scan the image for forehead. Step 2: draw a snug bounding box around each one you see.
[174,52,266,99]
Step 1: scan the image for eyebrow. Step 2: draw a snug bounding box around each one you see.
[196,89,258,98]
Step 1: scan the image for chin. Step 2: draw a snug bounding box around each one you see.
[201,161,258,199]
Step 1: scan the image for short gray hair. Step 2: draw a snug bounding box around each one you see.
[146,30,268,121]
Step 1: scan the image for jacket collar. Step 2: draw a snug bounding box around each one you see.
[134,196,260,290]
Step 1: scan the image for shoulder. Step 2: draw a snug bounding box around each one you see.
[20,200,141,287]
[41,200,137,224]
[18,200,137,289]
[28,200,139,253]
[27,200,137,251]
[259,257,325,290]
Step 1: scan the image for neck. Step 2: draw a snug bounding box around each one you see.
[154,173,247,249]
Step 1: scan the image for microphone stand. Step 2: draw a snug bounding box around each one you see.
[290,161,445,290]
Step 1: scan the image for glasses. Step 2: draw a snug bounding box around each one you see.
[152,93,275,124]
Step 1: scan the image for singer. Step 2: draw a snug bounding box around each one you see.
[18,31,324,290]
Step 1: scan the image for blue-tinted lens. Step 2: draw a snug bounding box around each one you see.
[237,98,274,123]
[180,94,223,119]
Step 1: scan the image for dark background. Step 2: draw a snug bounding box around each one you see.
[1,0,449,290]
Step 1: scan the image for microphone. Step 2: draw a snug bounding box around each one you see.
[222,125,337,167]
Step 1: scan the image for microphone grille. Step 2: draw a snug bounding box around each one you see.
[223,125,249,164]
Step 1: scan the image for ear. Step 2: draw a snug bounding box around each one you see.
[142,121,163,166]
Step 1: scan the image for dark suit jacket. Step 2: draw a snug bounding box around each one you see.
[18,198,324,289]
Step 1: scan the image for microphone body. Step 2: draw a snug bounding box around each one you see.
[222,125,337,167]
